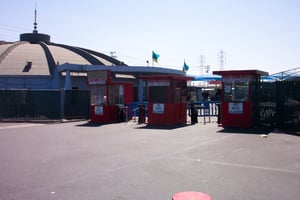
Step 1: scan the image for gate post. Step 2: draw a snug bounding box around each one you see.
[60,89,65,120]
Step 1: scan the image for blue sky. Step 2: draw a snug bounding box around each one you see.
[1,0,300,75]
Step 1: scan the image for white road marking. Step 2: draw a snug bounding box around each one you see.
[0,123,44,130]
[185,157,300,175]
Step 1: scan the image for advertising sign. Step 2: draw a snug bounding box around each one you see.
[88,71,107,85]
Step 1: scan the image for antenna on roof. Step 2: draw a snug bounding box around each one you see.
[20,2,51,43]
[33,2,38,34]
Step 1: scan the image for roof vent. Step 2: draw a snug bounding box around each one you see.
[23,61,32,72]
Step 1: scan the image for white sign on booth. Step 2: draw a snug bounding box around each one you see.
[153,103,164,114]
[229,102,243,114]
[95,106,104,115]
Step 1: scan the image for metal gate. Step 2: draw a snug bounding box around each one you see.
[257,81,300,132]
[276,81,300,131]
[256,82,277,129]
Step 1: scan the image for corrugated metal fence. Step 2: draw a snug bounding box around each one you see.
[1,83,299,131]
[0,89,90,121]
[257,81,300,132]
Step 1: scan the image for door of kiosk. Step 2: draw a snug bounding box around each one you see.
[141,75,193,126]
[213,70,268,128]
[88,70,133,123]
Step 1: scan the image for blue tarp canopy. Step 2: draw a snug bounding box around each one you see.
[192,67,300,82]
[262,67,300,81]
[193,74,221,81]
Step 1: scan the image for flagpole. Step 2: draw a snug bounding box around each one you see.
[152,52,154,67]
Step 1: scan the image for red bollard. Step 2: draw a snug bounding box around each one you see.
[172,191,212,200]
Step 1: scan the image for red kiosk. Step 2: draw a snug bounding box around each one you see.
[213,70,268,128]
[141,75,193,125]
[88,70,133,123]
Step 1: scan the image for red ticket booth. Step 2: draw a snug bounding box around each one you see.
[141,75,193,125]
[88,70,133,123]
[213,70,268,128]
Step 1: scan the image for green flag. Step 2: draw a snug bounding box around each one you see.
[152,51,160,63]
[183,60,189,73]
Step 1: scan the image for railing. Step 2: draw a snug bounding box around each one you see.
[125,102,148,120]
[126,101,221,124]
[188,101,221,124]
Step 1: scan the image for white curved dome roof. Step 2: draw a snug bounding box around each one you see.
[0,34,126,76]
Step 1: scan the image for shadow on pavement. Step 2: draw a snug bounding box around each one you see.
[76,121,105,127]
[218,127,273,135]
[278,130,300,137]
[135,123,191,130]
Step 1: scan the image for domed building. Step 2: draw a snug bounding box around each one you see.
[0,11,186,121]
[0,11,128,120]
[0,18,125,90]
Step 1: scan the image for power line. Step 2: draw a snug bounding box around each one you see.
[0,24,28,32]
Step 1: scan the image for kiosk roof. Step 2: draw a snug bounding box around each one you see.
[140,75,194,81]
[213,70,268,76]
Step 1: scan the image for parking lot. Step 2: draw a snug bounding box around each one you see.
[0,120,299,200]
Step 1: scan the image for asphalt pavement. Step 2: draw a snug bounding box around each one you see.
[0,120,299,200]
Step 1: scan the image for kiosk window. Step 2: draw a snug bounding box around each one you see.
[149,86,168,103]
[224,82,249,102]
[174,87,181,103]
[91,85,106,105]
[108,85,124,105]
[172,82,181,103]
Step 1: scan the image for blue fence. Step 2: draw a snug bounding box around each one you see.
[125,102,148,119]
[188,101,221,124]
[125,101,220,123]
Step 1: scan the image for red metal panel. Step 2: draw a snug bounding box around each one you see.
[215,70,262,128]
[221,102,253,128]
[142,75,191,126]
[90,105,117,123]
[148,103,187,125]
[123,83,133,104]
